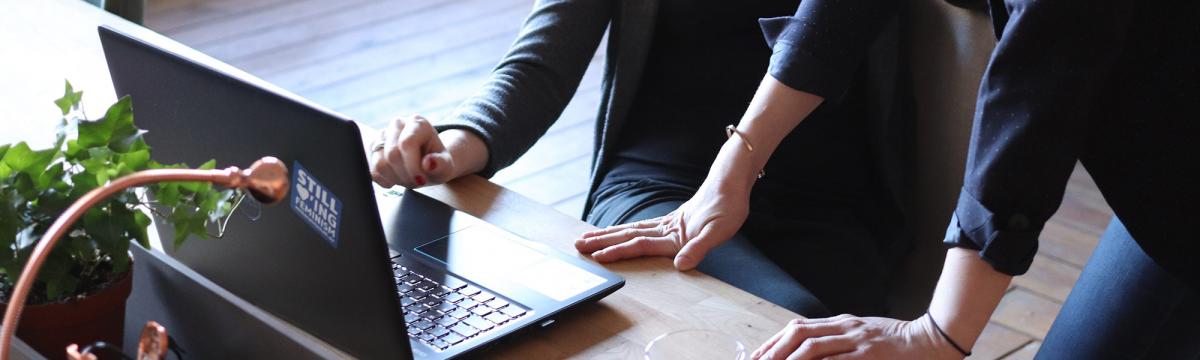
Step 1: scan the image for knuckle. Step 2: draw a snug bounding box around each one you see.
[397,135,422,149]
[653,223,669,234]
[862,326,883,337]
[788,322,805,332]
[859,344,876,354]
[385,146,405,164]
[630,237,657,249]
[799,338,822,352]
[789,318,805,326]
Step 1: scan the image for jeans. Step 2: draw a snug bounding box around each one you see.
[586,178,891,317]
[1037,217,1200,359]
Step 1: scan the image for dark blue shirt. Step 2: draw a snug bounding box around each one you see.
[937,0,1200,287]
[613,0,875,204]
[605,0,912,263]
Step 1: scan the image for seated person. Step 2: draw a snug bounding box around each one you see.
[746,0,1200,359]
[370,0,909,317]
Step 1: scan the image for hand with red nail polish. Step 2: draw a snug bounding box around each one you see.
[369,114,487,189]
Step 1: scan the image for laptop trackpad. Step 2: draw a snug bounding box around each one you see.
[415,226,606,301]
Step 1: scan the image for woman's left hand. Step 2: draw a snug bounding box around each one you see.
[750,314,964,360]
[573,178,750,270]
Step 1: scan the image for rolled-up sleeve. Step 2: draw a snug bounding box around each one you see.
[758,0,899,101]
[943,0,1135,275]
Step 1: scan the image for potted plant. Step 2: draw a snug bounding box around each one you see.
[0,81,239,356]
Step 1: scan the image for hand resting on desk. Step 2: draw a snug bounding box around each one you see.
[573,177,749,270]
[575,134,763,270]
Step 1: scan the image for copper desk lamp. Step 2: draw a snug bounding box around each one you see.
[0,156,289,360]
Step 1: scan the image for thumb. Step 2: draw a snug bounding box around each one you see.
[421,151,455,184]
[673,224,727,271]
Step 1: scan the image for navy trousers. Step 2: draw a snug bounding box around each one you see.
[1037,217,1200,359]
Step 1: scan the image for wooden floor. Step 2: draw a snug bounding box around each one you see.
[144,1,1111,358]
[145,0,601,218]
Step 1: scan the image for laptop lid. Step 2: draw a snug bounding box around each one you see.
[98,25,411,359]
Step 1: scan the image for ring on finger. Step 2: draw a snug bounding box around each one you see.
[370,130,387,153]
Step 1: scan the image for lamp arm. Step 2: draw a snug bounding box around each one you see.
[0,156,288,360]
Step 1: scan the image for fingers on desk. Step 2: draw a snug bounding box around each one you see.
[575,216,684,262]
[576,225,666,252]
[590,234,680,262]
[752,316,859,360]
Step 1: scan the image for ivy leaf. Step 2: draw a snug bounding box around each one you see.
[132,211,151,248]
[105,96,138,150]
[155,183,181,207]
[34,159,65,192]
[64,140,84,160]
[40,249,77,300]
[11,174,37,200]
[117,150,150,174]
[109,130,148,154]
[14,225,39,251]
[0,189,21,251]
[169,207,194,247]
[69,172,99,198]
[53,80,83,116]
[2,142,56,180]
[84,205,131,274]
[77,96,132,148]
[35,187,72,217]
[178,159,217,193]
[67,236,98,264]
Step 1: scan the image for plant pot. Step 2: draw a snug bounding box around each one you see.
[7,270,132,359]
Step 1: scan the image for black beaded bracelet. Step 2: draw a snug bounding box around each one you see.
[926,310,972,357]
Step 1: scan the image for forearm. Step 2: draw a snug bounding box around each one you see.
[709,75,823,193]
[927,248,1013,351]
[439,0,610,177]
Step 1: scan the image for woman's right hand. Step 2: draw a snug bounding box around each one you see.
[370,115,487,188]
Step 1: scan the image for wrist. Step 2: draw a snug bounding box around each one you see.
[705,140,760,196]
[914,314,969,360]
[439,129,488,177]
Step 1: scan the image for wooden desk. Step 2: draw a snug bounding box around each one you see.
[2,1,797,358]
[413,176,795,358]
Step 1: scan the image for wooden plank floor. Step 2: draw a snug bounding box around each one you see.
[144,1,1111,358]
[146,0,599,218]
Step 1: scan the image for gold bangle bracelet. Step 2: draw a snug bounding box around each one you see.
[725,125,766,179]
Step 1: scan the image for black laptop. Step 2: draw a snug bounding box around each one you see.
[98,25,623,359]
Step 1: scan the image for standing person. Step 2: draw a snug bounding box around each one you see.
[745,0,1200,359]
[371,0,912,317]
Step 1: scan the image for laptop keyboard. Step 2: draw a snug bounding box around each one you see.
[392,259,527,351]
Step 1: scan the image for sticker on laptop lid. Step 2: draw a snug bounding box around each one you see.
[290,161,343,247]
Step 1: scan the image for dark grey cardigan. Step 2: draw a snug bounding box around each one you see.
[438,0,909,220]
[437,0,658,216]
